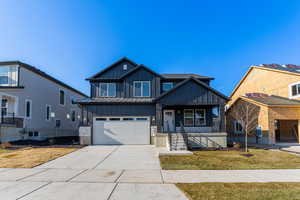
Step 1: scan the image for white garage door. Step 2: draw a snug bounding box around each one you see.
[93,116,150,145]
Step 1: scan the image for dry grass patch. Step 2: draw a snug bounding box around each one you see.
[177,183,300,200]
[160,149,300,170]
[0,147,78,168]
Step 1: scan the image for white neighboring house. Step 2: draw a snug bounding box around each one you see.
[0,61,88,142]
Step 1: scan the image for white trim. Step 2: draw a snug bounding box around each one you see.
[99,83,117,97]
[45,104,51,121]
[184,109,194,126]
[0,66,10,86]
[288,81,300,99]
[1,98,8,116]
[59,88,66,106]
[25,99,32,119]
[0,92,19,116]
[133,81,151,97]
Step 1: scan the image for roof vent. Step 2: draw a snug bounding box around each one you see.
[123,64,127,70]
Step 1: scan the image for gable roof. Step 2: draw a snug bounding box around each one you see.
[119,64,162,79]
[0,61,88,97]
[155,77,229,101]
[161,73,213,80]
[86,57,138,80]
[230,64,300,98]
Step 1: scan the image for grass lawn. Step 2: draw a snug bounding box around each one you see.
[177,183,300,200]
[0,147,79,168]
[160,149,300,170]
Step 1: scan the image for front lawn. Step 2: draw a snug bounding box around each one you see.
[0,147,79,168]
[160,149,300,170]
[177,183,300,200]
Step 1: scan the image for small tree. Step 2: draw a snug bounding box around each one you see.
[228,99,260,152]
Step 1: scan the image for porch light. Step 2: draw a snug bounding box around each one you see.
[50,112,55,118]
[67,114,70,119]
[177,110,181,114]
[78,115,81,119]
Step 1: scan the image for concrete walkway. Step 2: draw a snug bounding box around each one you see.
[0,145,188,200]
[37,145,161,170]
[1,145,300,199]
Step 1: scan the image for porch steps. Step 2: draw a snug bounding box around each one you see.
[170,133,188,151]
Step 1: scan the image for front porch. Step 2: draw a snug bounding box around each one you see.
[158,105,225,133]
[0,93,23,127]
[154,104,227,150]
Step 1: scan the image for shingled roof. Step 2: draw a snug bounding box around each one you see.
[258,64,300,75]
[74,97,155,104]
[161,73,213,80]
[243,93,300,106]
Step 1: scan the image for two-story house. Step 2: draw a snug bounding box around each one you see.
[227,64,300,145]
[76,57,228,148]
[0,61,87,142]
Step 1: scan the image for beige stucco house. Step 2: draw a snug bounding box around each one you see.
[227,64,300,145]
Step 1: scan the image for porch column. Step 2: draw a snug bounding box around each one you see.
[156,103,163,133]
[219,104,226,132]
[298,120,300,144]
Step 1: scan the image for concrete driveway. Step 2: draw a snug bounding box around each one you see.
[0,145,189,200]
[37,145,161,170]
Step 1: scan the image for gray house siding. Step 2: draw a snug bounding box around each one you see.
[0,64,86,140]
[123,68,160,98]
[95,61,136,79]
[158,80,227,106]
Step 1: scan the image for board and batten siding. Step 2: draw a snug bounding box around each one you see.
[158,80,227,105]
[95,61,136,79]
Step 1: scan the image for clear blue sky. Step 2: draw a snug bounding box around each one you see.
[1,0,300,96]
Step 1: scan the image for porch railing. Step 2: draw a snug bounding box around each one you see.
[0,112,16,125]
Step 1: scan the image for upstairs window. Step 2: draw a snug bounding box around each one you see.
[59,89,65,105]
[99,83,116,97]
[134,81,150,97]
[162,82,173,92]
[290,83,300,97]
[0,67,9,85]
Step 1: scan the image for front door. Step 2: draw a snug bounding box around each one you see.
[163,110,175,132]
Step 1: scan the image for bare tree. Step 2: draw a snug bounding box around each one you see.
[228,99,260,152]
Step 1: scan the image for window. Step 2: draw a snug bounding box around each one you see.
[109,118,121,121]
[195,109,206,126]
[123,117,134,121]
[136,117,148,121]
[184,109,194,126]
[134,81,150,97]
[96,118,107,121]
[25,99,32,118]
[28,131,33,137]
[59,90,65,105]
[1,99,8,116]
[71,110,76,122]
[234,120,244,134]
[46,105,51,121]
[0,67,9,85]
[99,83,116,97]
[34,131,39,137]
[55,119,61,128]
[290,82,300,98]
[162,82,173,92]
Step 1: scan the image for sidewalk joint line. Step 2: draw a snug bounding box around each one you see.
[66,169,89,182]
[107,182,119,200]
[16,181,51,200]
[93,146,120,169]
[17,168,50,181]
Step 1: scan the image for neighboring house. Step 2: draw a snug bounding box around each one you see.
[0,61,87,142]
[76,57,228,148]
[227,64,300,145]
